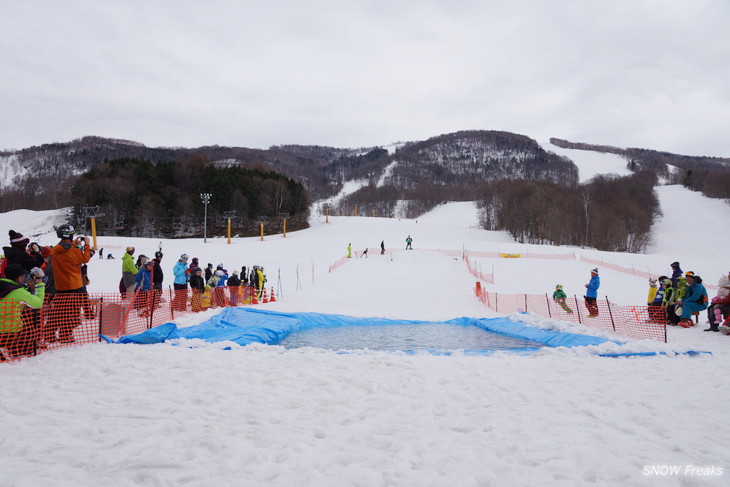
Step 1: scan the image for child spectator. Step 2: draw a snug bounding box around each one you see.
[705,271,730,332]
[647,277,666,322]
[189,267,205,312]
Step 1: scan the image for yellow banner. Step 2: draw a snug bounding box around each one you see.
[500,253,521,258]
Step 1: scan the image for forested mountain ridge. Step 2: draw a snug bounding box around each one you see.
[1,130,727,248]
[0,130,578,213]
[550,137,730,201]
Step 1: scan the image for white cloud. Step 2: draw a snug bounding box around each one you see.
[1,0,729,156]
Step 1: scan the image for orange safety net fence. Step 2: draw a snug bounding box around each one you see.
[473,285,667,342]
[0,285,268,363]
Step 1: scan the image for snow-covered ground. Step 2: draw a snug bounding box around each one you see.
[543,140,634,183]
[1,181,729,485]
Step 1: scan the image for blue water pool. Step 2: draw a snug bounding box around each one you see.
[114,308,616,354]
[278,323,544,353]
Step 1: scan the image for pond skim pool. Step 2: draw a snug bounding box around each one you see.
[278,323,545,353]
[114,309,615,354]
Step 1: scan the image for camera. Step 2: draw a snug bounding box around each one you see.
[24,267,46,287]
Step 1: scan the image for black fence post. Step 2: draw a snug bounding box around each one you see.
[605,296,616,332]
[97,296,104,341]
[574,295,582,324]
[545,293,552,318]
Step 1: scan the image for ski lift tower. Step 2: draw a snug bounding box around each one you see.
[279,212,289,238]
[82,206,104,250]
[257,216,268,241]
[224,210,236,244]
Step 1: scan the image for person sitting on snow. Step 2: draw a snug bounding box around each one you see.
[647,277,666,322]
[670,261,683,287]
[705,271,730,332]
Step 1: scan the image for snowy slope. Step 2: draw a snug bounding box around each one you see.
[1,176,729,484]
[542,140,634,183]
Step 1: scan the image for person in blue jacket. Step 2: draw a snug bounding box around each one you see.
[584,268,600,317]
[172,254,189,311]
[133,260,153,312]
[677,271,709,328]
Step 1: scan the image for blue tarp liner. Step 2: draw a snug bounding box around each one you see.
[111,307,613,349]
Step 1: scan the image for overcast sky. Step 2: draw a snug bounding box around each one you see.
[1,0,729,156]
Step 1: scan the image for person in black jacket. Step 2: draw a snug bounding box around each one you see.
[151,251,164,309]
[227,271,241,306]
[3,230,44,272]
[188,267,205,312]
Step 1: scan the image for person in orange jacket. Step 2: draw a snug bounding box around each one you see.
[47,224,92,343]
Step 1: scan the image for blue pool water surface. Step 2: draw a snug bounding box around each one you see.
[115,308,615,353]
[278,323,544,352]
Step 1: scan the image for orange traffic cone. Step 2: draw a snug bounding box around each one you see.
[263,288,269,303]
[269,287,276,302]
[251,289,259,305]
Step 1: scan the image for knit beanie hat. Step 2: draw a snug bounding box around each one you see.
[9,230,29,248]
[591,268,599,275]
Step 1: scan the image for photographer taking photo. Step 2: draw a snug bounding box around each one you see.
[0,264,45,360]
[47,224,91,343]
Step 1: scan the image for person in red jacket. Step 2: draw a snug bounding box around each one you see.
[47,224,91,343]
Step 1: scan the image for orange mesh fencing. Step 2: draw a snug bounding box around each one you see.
[464,252,495,284]
[1,285,259,364]
[473,285,668,342]
[328,256,350,273]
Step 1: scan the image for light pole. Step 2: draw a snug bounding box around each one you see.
[200,193,212,243]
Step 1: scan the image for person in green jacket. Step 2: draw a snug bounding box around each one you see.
[0,264,45,360]
[121,246,138,298]
[552,284,573,313]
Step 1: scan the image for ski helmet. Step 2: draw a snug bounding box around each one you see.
[180,253,189,261]
[155,251,163,259]
[56,224,75,239]
[126,246,135,253]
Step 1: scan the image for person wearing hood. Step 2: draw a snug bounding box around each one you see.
[48,224,91,343]
[584,268,600,317]
[3,230,44,271]
[677,272,709,328]
[670,261,683,287]
[0,264,45,359]
[133,260,154,315]
[189,267,205,312]
[705,271,730,332]
[647,277,667,323]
